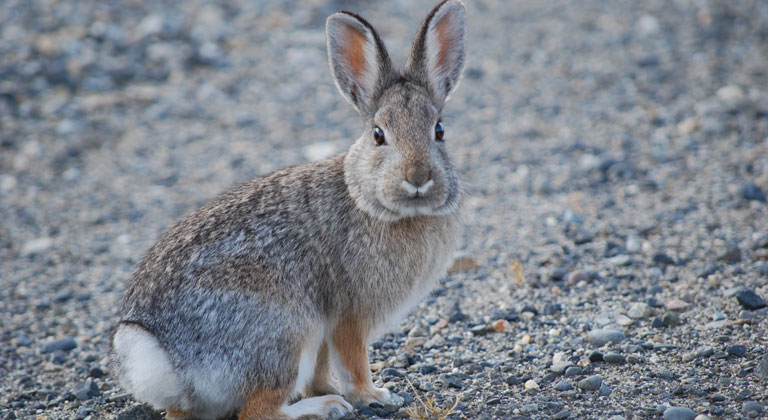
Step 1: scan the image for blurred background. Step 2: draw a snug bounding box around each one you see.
[1,0,768,418]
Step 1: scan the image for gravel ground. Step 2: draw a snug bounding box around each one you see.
[2,0,768,419]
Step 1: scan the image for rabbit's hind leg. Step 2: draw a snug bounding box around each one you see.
[239,330,352,420]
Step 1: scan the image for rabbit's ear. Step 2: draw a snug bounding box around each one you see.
[326,12,393,113]
[406,0,466,103]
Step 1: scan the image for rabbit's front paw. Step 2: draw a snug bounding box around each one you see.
[346,385,396,406]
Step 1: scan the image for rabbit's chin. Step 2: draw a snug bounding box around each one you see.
[354,193,459,222]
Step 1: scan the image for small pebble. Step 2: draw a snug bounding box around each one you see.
[567,270,589,285]
[742,182,767,202]
[599,383,612,396]
[696,346,715,358]
[662,311,681,327]
[743,401,763,417]
[115,405,164,420]
[727,345,746,357]
[73,379,100,400]
[524,379,540,391]
[553,409,571,420]
[550,361,573,374]
[41,337,77,353]
[604,353,626,364]
[587,329,626,347]
[419,365,438,375]
[609,255,632,266]
[717,246,741,264]
[564,366,583,377]
[663,406,696,420]
[627,302,651,319]
[653,252,675,266]
[578,375,602,391]
[491,319,511,333]
[651,317,665,328]
[734,289,767,310]
[666,299,689,311]
[555,380,573,391]
[756,354,768,379]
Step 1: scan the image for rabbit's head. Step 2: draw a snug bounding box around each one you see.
[327,0,466,222]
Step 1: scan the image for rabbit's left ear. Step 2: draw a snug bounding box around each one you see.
[327,11,394,113]
[406,0,467,103]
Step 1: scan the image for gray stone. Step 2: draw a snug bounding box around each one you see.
[653,252,675,266]
[520,404,538,414]
[717,246,742,264]
[696,346,715,358]
[662,311,681,327]
[604,353,626,364]
[587,329,626,347]
[727,345,746,357]
[663,407,696,420]
[554,380,573,391]
[116,404,164,420]
[743,182,767,202]
[628,302,651,319]
[552,409,571,420]
[735,289,767,310]
[756,354,768,379]
[73,379,99,400]
[550,361,573,374]
[382,393,405,412]
[567,270,589,285]
[564,366,583,377]
[41,337,77,353]
[608,255,632,266]
[578,375,603,391]
[599,383,612,396]
[743,401,763,417]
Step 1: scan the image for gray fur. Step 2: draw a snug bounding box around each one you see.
[111,1,467,418]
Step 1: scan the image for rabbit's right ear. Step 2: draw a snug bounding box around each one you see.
[326,12,393,114]
[406,0,467,104]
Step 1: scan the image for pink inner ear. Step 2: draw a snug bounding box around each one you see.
[434,14,456,69]
[343,25,368,77]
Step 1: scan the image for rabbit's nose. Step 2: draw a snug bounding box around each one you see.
[405,166,431,189]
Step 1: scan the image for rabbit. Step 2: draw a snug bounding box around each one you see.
[110,1,467,419]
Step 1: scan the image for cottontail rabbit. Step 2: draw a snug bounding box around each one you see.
[111,1,467,419]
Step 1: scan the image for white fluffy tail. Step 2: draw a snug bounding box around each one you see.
[112,323,188,411]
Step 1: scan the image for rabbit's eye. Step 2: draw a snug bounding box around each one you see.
[373,126,386,146]
[435,121,445,141]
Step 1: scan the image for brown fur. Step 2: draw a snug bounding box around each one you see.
[166,409,191,420]
[331,315,383,404]
[239,388,289,420]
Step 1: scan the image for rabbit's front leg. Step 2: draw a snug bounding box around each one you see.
[304,341,340,397]
[330,315,390,405]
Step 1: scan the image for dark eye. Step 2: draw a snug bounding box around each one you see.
[435,121,445,141]
[373,126,386,146]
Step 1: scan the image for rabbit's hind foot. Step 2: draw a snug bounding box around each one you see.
[238,389,352,420]
[281,395,352,420]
